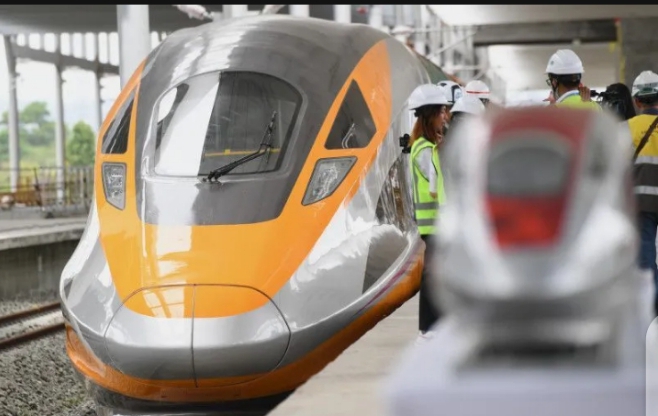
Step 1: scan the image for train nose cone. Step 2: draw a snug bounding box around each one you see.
[191,285,290,382]
[103,285,290,384]
[104,285,196,381]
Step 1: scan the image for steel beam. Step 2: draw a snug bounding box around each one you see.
[11,43,119,75]
[473,19,617,47]
[2,35,20,192]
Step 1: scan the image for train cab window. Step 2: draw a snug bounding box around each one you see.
[101,91,135,155]
[325,80,377,150]
[153,71,302,178]
[487,138,571,197]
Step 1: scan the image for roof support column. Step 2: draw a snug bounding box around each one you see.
[2,36,20,193]
[334,5,351,24]
[117,5,150,88]
[368,5,384,31]
[618,17,658,87]
[94,72,103,137]
[53,36,66,204]
[223,5,249,19]
[92,34,103,135]
[414,5,426,55]
[289,5,309,18]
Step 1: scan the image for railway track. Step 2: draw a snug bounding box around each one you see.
[0,301,64,350]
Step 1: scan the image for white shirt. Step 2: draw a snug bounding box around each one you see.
[416,147,438,194]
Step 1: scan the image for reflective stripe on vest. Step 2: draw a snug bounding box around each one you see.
[410,137,438,235]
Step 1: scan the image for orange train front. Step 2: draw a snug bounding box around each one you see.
[59,14,434,414]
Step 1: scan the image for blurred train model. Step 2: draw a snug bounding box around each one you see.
[59,14,451,414]
[385,106,648,416]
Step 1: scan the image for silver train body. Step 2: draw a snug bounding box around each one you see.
[58,14,448,413]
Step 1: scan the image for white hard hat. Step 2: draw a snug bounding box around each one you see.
[464,80,491,100]
[436,80,464,105]
[545,49,584,75]
[632,70,658,97]
[451,95,485,115]
[409,84,450,110]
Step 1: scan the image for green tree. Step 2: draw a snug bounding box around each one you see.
[18,101,50,125]
[66,121,96,166]
[21,102,56,147]
[1,101,56,147]
[0,129,7,163]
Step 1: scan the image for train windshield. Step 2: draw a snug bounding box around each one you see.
[153,71,302,178]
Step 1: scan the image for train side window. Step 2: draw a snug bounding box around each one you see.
[375,155,415,232]
[101,91,135,155]
[325,80,377,150]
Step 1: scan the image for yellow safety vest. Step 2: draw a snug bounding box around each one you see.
[555,91,601,110]
[410,137,441,235]
[629,111,658,212]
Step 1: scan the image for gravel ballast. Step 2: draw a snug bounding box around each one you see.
[0,300,92,416]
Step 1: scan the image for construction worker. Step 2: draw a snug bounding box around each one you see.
[448,95,485,131]
[545,49,600,110]
[436,80,463,111]
[595,83,637,121]
[407,83,450,342]
[438,95,486,192]
[464,80,491,107]
[628,70,658,316]
[436,80,463,135]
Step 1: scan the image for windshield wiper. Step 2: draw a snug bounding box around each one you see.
[204,111,277,182]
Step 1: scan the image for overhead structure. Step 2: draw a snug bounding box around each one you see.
[473,19,617,47]
[0,5,373,34]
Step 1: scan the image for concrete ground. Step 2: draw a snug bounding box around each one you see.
[269,295,419,416]
[0,217,86,233]
[0,216,87,250]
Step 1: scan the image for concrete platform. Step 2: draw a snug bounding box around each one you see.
[0,216,87,250]
[269,295,419,416]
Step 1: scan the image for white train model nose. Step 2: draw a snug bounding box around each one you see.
[384,107,648,416]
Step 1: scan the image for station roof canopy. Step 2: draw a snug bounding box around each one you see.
[0,5,369,35]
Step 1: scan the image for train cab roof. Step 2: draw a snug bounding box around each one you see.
[137,14,389,112]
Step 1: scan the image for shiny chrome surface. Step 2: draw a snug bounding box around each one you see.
[432,107,642,349]
[60,13,440,409]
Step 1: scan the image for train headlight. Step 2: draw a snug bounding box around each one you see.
[302,157,356,205]
[102,162,126,210]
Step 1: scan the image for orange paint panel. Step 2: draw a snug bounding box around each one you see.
[123,285,195,319]
[66,253,422,402]
[194,285,270,319]
[95,61,146,155]
[97,40,395,318]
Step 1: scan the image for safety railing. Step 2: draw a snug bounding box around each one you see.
[0,166,94,215]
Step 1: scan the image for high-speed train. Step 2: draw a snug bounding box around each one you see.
[59,14,448,413]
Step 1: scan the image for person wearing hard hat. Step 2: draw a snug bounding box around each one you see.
[437,95,486,192]
[628,70,658,315]
[436,80,464,128]
[448,95,485,131]
[464,80,492,107]
[408,83,450,343]
[437,80,463,108]
[545,49,600,110]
